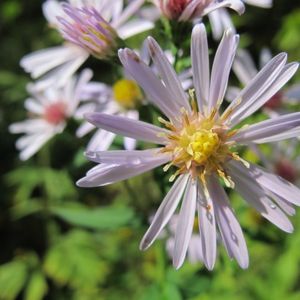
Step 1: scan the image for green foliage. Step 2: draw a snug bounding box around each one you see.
[24,271,48,300]
[0,259,28,300]
[6,166,77,204]
[44,230,109,291]
[50,204,135,230]
[275,9,300,61]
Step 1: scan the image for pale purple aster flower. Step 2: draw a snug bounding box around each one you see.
[209,0,272,40]
[9,69,93,160]
[77,24,300,269]
[152,0,245,21]
[20,0,153,90]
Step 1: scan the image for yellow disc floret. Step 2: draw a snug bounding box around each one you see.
[113,79,142,109]
[159,105,245,187]
[188,130,220,164]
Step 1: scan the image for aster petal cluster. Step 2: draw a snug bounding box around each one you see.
[78,24,299,269]
[20,0,153,90]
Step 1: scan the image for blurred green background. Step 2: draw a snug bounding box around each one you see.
[1,0,300,299]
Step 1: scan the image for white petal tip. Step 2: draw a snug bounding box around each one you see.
[84,112,98,124]
[240,262,249,269]
[76,178,92,188]
[173,260,183,270]
[139,238,150,251]
[205,262,215,271]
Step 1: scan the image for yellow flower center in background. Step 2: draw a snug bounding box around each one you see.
[113,79,142,109]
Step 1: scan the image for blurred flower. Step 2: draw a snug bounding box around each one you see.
[209,0,272,39]
[153,0,245,21]
[20,0,153,90]
[9,69,93,160]
[77,24,300,270]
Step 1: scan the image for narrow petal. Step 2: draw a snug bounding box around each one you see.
[179,0,202,21]
[112,0,146,28]
[147,37,191,112]
[208,8,234,41]
[140,174,189,250]
[197,178,217,270]
[230,112,300,144]
[77,153,170,187]
[173,177,197,269]
[18,131,54,161]
[209,175,249,269]
[268,192,296,216]
[20,45,86,78]
[223,53,287,124]
[244,0,273,8]
[42,0,64,26]
[203,0,245,16]
[246,162,300,206]
[191,24,210,113]
[229,161,294,233]
[118,48,181,122]
[86,129,116,152]
[85,113,169,145]
[208,29,239,112]
[230,62,299,125]
[233,49,258,85]
[84,148,163,165]
[117,19,154,39]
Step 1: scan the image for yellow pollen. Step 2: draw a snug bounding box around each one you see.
[113,79,142,109]
[161,106,245,186]
[189,130,220,164]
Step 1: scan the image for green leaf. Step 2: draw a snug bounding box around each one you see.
[43,168,77,201]
[50,204,135,230]
[24,271,48,300]
[44,230,108,289]
[11,200,43,220]
[0,260,27,300]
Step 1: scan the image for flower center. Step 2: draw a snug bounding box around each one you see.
[188,129,220,164]
[44,102,66,125]
[113,79,142,109]
[160,104,245,187]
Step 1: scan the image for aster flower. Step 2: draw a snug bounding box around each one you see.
[209,0,272,40]
[20,0,153,90]
[77,24,300,269]
[152,0,245,21]
[9,69,93,160]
